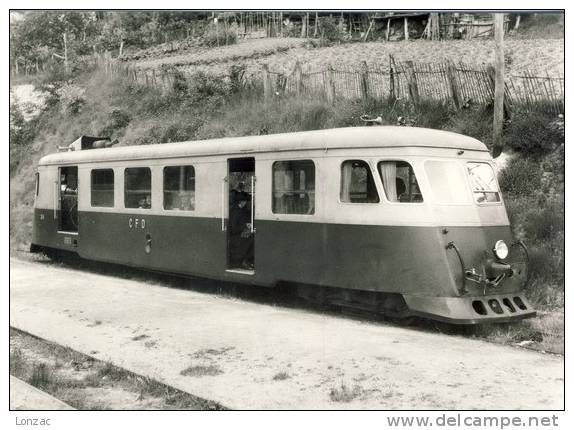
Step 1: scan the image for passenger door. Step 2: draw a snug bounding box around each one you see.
[226,157,255,273]
[58,166,78,233]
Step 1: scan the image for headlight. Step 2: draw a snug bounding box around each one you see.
[493,240,509,260]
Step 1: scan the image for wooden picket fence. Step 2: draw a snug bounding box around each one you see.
[260,57,564,115]
[104,55,565,115]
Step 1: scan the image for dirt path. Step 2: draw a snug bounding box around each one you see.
[10,257,564,410]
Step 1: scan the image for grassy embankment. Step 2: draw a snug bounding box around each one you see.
[10,328,223,410]
[10,67,564,351]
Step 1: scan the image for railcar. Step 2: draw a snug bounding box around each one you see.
[30,127,535,324]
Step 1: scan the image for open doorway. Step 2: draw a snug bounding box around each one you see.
[227,158,255,272]
[59,166,78,232]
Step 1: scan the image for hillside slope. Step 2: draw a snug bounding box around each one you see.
[129,38,564,79]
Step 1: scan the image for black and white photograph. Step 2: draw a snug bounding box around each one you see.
[6,1,568,426]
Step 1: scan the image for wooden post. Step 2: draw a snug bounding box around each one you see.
[63,32,69,73]
[514,14,521,31]
[447,62,462,109]
[404,17,409,41]
[314,12,318,37]
[359,61,370,104]
[324,64,336,104]
[363,16,374,42]
[301,13,307,38]
[389,55,396,100]
[405,61,419,105]
[262,64,272,99]
[492,13,505,157]
[15,58,19,75]
[225,17,229,45]
[294,60,303,95]
[348,14,352,37]
[428,13,439,40]
[386,18,391,41]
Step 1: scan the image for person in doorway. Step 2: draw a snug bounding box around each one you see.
[229,181,254,270]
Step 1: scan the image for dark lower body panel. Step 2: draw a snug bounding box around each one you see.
[31,209,534,323]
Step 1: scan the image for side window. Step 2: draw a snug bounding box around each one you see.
[91,169,114,207]
[163,166,195,211]
[378,160,423,203]
[340,160,379,203]
[272,160,315,214]
[467,162,501,203]
[124,167,151,209]
[35,172,39,196]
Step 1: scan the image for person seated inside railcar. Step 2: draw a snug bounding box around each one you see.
[138,195,152,209]
[379,160,423,203]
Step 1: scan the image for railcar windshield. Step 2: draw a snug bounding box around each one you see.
[466,162,501,203]
[424,160,470,204]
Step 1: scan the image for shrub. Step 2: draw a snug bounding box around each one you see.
[29,363,52,389]
[229,64,247,94]
[318,17,348,43]
[498,156,542,195]
[504,112,563,156]
[56,82,86,114]
[170,69,189,96]
[522,204,563,242]
[446,106,493,145]
[99,108,131,136]
[202,23,237,47]
[184,71,231,111]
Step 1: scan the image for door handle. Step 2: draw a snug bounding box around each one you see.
[250,175,256,233]
[221,176,227,232]
[53,181,58,220]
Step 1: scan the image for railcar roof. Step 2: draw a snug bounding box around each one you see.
[38,126,488,166]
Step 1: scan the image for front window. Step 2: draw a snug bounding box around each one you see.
[378,160,423,203]
[272,160,315,214]
[425,161,470,204]
[467,162,501,203]
[125,167,151,209]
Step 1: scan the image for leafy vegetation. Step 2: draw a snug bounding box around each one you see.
[10,11,236,74]
[202,22,238,47]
